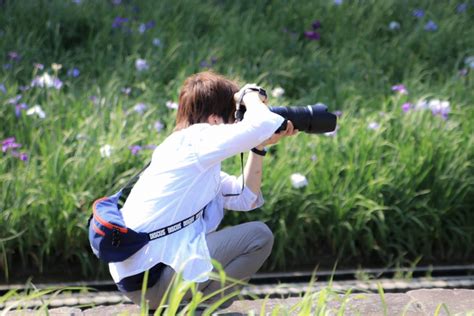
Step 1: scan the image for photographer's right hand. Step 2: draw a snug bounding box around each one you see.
[234,84,268,107]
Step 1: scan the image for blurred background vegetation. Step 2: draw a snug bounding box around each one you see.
[0,0,473,283]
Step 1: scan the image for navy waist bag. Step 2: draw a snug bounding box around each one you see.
[88,163,151,263]
[88,162,205,263]
[89,189,151,263]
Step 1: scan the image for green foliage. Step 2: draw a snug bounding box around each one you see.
[0,0,473,281]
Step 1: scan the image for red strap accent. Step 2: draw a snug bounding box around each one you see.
[92,222,106,236]
[92,197,128,234]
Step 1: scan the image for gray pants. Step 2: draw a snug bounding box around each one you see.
[123,221,274,309]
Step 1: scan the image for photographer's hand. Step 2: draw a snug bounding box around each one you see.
[234,84,268,109]
[257,120,298,149]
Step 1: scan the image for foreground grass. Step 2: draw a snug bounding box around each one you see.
[0,276,468,315]
[0,0,473,280]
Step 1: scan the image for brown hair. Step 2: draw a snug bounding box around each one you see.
[174,71,239,131]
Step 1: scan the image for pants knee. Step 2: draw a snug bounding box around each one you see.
[249,221,274,254]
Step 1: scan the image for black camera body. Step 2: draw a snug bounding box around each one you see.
[236,87,337,134]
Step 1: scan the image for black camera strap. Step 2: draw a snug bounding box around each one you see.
[225,87,268,198]
[222,152,245,197]
[117,162,151,208]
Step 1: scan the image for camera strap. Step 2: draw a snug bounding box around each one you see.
[222,152,245,197]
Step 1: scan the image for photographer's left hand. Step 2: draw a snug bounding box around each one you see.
[257,120,298,149]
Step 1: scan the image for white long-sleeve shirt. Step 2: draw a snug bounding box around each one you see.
[109,104,284,283]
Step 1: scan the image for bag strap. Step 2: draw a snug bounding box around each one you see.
[117,161,151,208]
[148,207,205,240]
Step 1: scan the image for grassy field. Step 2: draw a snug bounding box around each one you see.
[0,0,473,282]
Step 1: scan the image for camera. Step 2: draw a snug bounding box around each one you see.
[236,87,337,134]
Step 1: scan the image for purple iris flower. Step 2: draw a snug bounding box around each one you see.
[154,120,164,132]
[129,145,142,155]
[312,20,322,30]
[135,58,149,71]
[457,3,468,13]
[112,17,129,28]
[334,0,343,5]
[53,78,63,89]
[152,38,162,47]
[138,24,146,34]
[67,68,80,77]
[368,122,380,130]
[138,21,155,34]
[0,83,6,94]
[8,51,20,61]
[200,57,217,68]
[8,95,22,104]
[133,102,147,114]
[424,20,438,31]
[89,96,99,105]
[19,153,28,161]
[413,9,425,18]
[402,102,412,113]
[10,151,28,161]
[121,87,131,95]
[34,63,44,70]
[3,63,12,70]
[304,31,320,40]
[459,68,469,76]
[15,103,28,117]
[391,84,408,94]
[2,137,21,152]
[112,0,122,4]
[145,20,156,30]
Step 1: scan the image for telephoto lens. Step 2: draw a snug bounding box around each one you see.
[269,103,337,134]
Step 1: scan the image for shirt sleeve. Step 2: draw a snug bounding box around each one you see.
[219,172,264,211]
[195,105,284,169]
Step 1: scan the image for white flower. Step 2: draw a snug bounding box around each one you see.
[428,99,450,117]
[31,73,63,89]
[166,100,179,110]
[26,105,46,119]
[415,99,429,110]
[271,87,285,98]
[51,63,62,71]
[138,23,146,34]
[100,144,112,158]
[464,56,474,69]
[290,173,308,189]
[135,58,149,71]
[76,133,89,141]
[389,21,400,30]
[32,73,53,88]
[368,122,380,130]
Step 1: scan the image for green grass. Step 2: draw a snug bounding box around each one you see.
[0,273,464,315]
[0,0,473,281]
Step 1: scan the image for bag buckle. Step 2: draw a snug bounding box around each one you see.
[111,228,121,247]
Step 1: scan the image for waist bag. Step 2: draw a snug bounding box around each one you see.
[88,163,204,263]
